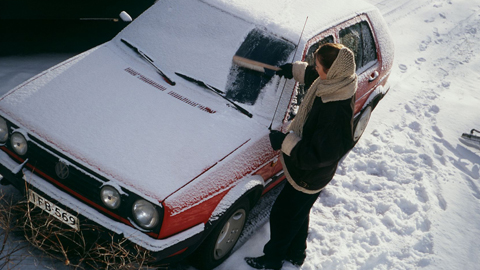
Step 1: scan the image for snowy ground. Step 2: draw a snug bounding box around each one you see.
[1,0,480,269]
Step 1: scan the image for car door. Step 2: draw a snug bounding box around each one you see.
[288,15,381,117]
[338,15,381,114]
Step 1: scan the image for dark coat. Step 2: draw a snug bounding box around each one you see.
[283,65,355,191]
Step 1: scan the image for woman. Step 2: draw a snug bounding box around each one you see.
[245,43,357,270]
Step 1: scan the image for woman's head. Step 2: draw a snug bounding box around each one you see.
[314,43,345,79]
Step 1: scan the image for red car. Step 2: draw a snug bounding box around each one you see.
[0,0,393,269]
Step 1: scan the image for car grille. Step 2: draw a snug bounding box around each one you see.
[25,137,106,204]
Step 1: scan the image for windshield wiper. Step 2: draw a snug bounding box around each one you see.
[175,72,253,118]
[121,39,176,86]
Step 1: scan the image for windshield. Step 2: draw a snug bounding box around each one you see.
[226,29,295,105]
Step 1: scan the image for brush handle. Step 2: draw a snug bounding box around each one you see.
[233,56,281,72]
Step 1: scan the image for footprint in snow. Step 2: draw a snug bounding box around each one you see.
[424,17,435,23]
[415,185,430,204]
[404,103,413,113]
[437,193,447,210]
[418,258,432,267]
[399,64,408,73]
[472,165,480,179]
[429,105,440,114]
[395,198,419,216]
[418,217,432,232]
[433,143,444,155]
[408,121,422,132]
[413,234,434,254]
[436,67,449,79]
[432,125,443,138]
[466,27,477,35]
[415,57,427,64]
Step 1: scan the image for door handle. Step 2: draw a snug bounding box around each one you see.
[369,71,379,82]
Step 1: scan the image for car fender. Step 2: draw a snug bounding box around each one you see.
[361,83,388,113]
[208,175,264,223]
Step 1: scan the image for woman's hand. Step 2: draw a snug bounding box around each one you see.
[269,130,287,151]
[276,63,293,79]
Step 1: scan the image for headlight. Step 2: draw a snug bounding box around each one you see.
[0,118,8,143]
[132,199,159,230]
[10,133,27,156]
[100,186,121,210]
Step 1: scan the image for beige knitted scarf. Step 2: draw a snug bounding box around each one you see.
[288,47,358,137]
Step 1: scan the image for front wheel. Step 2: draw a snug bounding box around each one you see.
[191,199,250,270]
[353,105,372,143]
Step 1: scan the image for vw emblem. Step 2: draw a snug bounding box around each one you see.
[55,161,70,180]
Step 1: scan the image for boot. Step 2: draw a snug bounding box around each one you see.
[245,255,283,270]
[285,250,306,266]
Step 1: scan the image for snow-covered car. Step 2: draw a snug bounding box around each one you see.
[0,0,393,268]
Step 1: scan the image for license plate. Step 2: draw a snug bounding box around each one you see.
[28,189,80,231]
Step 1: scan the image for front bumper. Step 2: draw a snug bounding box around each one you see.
[0,148,204,261]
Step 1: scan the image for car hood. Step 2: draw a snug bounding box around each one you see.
[0,45,264,201]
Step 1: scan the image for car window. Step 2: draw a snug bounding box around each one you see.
[360,21,378,67]
[226,29,295,105]
[305,35,334,66]
[339,21,377,71]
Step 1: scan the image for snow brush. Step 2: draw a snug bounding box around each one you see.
[232,56,281,73]
[460,129,480,150]
[461,129,480,143]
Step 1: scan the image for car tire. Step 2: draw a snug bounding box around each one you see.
[353,105,372,143]
[191,198,250,270]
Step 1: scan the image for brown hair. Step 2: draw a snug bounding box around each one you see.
[314,43,344,73]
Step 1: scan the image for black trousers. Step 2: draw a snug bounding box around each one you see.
[263,181,321,260]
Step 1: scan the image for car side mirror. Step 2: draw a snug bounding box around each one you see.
[119,11,133,22]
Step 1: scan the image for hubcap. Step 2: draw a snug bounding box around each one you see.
[354,106,372,141]
[213,209,246,260]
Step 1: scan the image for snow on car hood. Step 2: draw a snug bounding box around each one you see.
[0,45,264,201]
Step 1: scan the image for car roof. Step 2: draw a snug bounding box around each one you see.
[202,0,377,43]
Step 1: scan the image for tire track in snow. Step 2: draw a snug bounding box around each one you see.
[369,0,437,26]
